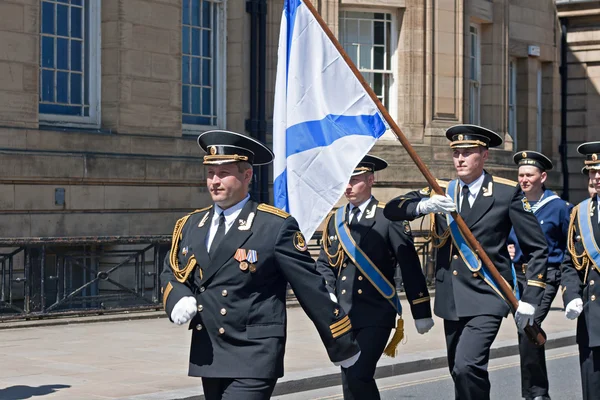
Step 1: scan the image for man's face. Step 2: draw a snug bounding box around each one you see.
[518,165,546,195]
[345,173,374,206]
[452,146,488,182]
[589,170,600,196]
[206,163,252,209]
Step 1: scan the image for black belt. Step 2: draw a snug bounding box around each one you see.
[514,263,560,274]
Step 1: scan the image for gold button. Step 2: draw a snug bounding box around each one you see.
[343,263,348,268]
[221,290,228,297]
[472,273,478,278]
[199,286,206,292]
[453,255,458,260]
[197,304,203,312]
[453,270,458,276]
[218,327,225,334]
[357,289,363,294]
[358,276,363,281]
[195,324,203,331]
[592,295,596,301]
[342,276,347,281]
[591,280,595,286]
[220,308,227,316]
[341,289,346,294]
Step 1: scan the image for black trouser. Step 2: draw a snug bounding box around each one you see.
[201,377,277,400]
[341,326,391,400]
[515,266,560,399]
[579,345,600,400]
[444,315,503,400]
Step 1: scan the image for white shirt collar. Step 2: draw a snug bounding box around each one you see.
[459,172,485,197]
[213,194,251,227]
[349,196,373,215]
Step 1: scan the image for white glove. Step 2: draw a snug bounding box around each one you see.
[329,292,338,303]
[415,318,435,334]
[334,351,361,368]
[416,194,456,215]
[171,296,197,325]
[514,301,536,330]
[565,298,583,320]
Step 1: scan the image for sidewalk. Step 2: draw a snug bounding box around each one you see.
[0,296,576,400]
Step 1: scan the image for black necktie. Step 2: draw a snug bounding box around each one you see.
[461,185,471,217]
[349,207,361,226]
[210,212,226,256]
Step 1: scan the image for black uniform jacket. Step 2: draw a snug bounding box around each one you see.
[160,199,360,379]
[561,194,600,348]
[383,173,548,321]
[316,197,432,330]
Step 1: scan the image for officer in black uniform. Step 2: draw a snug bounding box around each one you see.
[507,151,573,400]
[561,141,600,400]
[508,150,573,400]
[383,125,548,400]
[316,155,434,400]
[160,130,360,400]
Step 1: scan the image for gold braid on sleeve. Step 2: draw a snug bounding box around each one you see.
[426,214,450,248]
[322,212,344,269]
[169,215,198,283]
[567,205,590,272]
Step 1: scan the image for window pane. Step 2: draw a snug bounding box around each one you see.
[359,20,371,44]
[202,30,211,57]
[373,46,384,70]
[191,28,200,55]
[374,73,383,96]
[71,40,82,71]
[202,0,211,28]
[346,44,358,65]
[57,38,69,70]
[57,71,69,103]
[191,0,200,26]
[191,87,201,114]
[202,59,211,86]
[202,88,212,115]
[57,4,69,36]
[374,21,384,45]
[183,0,190,25]
[42,2,55,35]
[182,27,190,54]
[191,57,201,85]
[41,69,55,102]
[71,73,82,104]
[345,20,358,44]
[71,6,82,39]
[42,36,55,68]
[359,46,371,69]
[182,56,190,84]
[182,85,190,114]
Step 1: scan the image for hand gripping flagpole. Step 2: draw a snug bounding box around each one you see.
[301,0,546,346]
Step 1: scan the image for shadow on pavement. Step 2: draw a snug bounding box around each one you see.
[0,384,71,400]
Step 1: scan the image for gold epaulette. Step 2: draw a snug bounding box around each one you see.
[257,203,290,218]
[492,176,518,186]
[168,206,212,283]
[377,202,386,208]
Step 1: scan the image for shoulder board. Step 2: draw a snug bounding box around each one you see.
[257,204,290,218]
[419,186,431,195]
[377,202,386,208]
[492,176,518,186]
[190,205,212,215]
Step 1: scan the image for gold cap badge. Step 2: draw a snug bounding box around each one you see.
[209,146,217,155]
[457,134,464,141]
[522,152,527,158]
[593,153,598,161]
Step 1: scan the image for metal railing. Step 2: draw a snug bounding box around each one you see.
[0,236,171,321]
[0,232,435,321]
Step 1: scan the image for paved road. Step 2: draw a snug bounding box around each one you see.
[274,346,582,400]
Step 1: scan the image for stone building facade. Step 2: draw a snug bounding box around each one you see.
[0,0,563,238]
[557,0,600,203]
